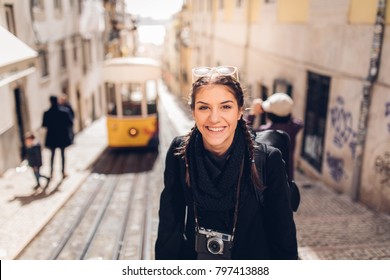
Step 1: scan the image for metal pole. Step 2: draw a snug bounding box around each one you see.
[350,0,387,201]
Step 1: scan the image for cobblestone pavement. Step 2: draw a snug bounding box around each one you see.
[294,171,390,260]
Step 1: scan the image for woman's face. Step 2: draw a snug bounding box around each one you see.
[192,84,242,156]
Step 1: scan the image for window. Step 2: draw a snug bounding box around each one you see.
[82,39,92,73]
[96,35,104,61]
[38,48,49,77]
[59,41,67,69]
[301,72,331,172]
[72,36,78,62]
[32,0,45,11]
[78,0,83,14]
[31,0,45,20]
[54,0,63,15]
[219,0,224,9]
[146,81,158,114]
[4,4,17,35]
[105,83,116,115]
[121,84,142,116]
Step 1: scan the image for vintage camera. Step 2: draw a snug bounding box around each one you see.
[195,227,233,260]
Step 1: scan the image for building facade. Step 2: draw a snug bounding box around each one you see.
[164,0,390,213]
[0,0,106,174]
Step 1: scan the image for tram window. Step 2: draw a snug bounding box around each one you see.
[147,103,157,114]
[121,84,142,116]
[146,80,157,114]
[105,83,117,115]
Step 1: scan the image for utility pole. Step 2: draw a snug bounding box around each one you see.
[350,0,387,201]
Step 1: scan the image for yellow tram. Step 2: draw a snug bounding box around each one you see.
[102,57,161,148]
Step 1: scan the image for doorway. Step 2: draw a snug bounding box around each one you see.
[13,86,30,159]
[301,71,330,172]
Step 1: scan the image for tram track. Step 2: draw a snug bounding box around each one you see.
[81,173,140,260]
[16,150,160,260]
[56,151,127,259]
[47,176,106,260]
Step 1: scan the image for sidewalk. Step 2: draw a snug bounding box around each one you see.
[294,170,390,259]
[0,118,107,260]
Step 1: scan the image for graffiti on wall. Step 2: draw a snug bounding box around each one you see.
[326,151,346,182]
[330,96,358,157]
[374,151,390,188]
[327,98,389,184]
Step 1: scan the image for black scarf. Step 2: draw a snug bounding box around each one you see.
[187,127,246,211]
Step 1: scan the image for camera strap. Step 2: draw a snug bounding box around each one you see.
[193,158,245,242]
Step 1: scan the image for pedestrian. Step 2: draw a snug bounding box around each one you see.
[42,95,73,178]
[260,92,304,180]
[58,93,75,142]
[155,66,297,260]
[58,93,75,120]
[24,132,50,190]
[246,98,264,131]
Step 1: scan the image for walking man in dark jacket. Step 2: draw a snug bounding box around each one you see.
[58,93,75,142]
[42,95,73,178]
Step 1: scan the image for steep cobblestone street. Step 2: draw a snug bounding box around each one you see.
[294,171,390,259]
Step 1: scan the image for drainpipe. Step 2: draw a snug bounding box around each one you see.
[242,0,252,88]
[350,0,387,201]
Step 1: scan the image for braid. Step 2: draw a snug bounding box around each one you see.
[239,118,264,191]
[175,124,198,187]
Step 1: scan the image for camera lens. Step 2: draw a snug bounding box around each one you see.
[207,237,224,255]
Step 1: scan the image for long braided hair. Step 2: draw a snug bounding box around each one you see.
[175,74,264,192]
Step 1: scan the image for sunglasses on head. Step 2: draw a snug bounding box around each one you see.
[192,66,239,83]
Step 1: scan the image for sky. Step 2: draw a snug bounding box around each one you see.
[125,0,184,20]
[125,0,184,45]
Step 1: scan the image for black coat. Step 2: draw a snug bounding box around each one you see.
[26,143,43,167]
[155,136,298,260]
[42,105,73,148]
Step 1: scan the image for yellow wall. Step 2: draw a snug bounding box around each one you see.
[224,0,234,21]
[349,0,377,24]
[277,0,309,23]
[212,0,218,21]
[249,0,261,23]
[349,0,390,24]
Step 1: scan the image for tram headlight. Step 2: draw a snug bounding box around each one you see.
[129,127,138,137]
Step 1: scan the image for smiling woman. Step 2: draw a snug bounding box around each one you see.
[155,67,298,260]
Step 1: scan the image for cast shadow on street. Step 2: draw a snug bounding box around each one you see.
[90,147,159,174]
[8,178,66,206]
